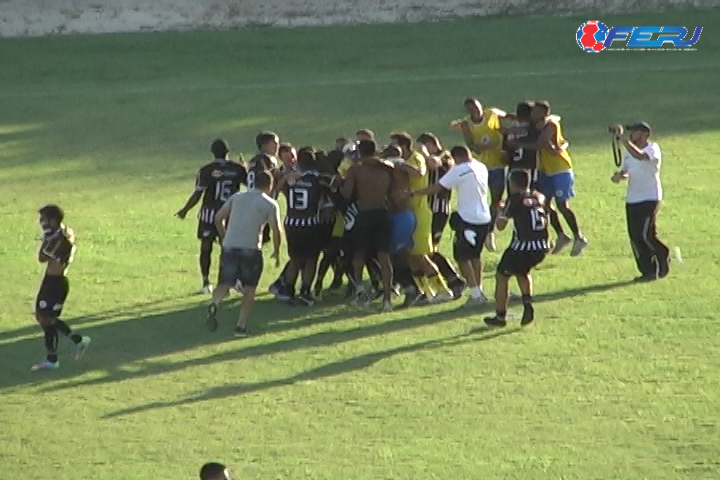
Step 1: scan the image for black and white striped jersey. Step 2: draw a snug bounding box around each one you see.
[195,159,247,225]
[504,191,550,252]
[428,151,453,214]
[282,171,328,228]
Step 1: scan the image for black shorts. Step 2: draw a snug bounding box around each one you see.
[197,221,218,242]
[451,212,491,262]
[36,275,69,317]
[431,212,449,246]
[497,248,546,276]
[353,208,391,254]
[219,248,264,288]
[286,225,323,260]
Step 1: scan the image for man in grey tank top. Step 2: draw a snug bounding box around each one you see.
[207,170,282,336]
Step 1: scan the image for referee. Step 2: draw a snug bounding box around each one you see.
[611,122,670,282]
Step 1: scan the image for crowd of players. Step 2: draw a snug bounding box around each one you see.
[173,98,588,336]
[27,97,589,370]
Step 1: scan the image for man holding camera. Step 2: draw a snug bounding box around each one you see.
[610,122,670,282]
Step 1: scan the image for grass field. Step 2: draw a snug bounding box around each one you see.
[1,9,720,480]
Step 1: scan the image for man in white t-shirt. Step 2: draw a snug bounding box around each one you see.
[611,122,670,282]
[410,145,492,303]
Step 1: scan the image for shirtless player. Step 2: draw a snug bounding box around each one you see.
[341,140,395,311]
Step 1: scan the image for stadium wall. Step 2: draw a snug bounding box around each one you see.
[0,0,711,37]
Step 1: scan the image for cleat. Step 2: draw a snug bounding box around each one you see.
[483,316,507,328]
[414,294,431,306]
[74,336,91,360]
[551,234,572,254]
[296,292,316,307]
[206,303,219,332]
[430,292,454,304]
[269,280,291,301]
[521,304,535,327]
[570,237,589,257]
[233,326,250,338]
[401,290,421,308]
[465,293,488,307]
[485,231,497,252]
[200,283,213,294]
[450,280,466,300]
[31,360,59,371]
[381,300,393,313]
[633,274,657,283]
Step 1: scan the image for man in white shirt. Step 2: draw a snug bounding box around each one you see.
[411,145,492,304]
[611,122,670,282]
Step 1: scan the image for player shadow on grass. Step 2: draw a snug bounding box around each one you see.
[33,296,483,395]
[0,294,354,392]
[0,293,192,343]
[10,279,632,394]
[101,327,520,419]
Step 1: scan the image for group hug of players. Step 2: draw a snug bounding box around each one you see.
[28,98,588,369]
[174,98,589,330]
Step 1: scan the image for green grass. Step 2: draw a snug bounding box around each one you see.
[1,10,720,480]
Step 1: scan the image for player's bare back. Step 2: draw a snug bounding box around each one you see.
[351,159,394,210]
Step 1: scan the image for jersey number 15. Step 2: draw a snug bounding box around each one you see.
[529,208,547,231]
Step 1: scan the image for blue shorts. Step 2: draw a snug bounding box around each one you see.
[391,210,416,254]
[540,171,575,202]
[488,168,507,191]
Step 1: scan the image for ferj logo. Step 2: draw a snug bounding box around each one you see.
[576,20,702,52]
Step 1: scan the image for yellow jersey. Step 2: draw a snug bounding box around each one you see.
[466,109,505,169]
[538,117,573,175]
[406,151,430,213]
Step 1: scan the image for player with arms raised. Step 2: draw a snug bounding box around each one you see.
[176,139,247,293]
[31,205,91,371]
[484,170,550,328]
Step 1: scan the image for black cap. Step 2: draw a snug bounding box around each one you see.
[625,122,652,135]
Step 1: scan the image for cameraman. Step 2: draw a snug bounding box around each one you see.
[610,122,670,282]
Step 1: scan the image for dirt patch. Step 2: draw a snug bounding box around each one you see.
[0,0,710,37]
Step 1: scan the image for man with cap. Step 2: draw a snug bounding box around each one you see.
[611,121,670,281]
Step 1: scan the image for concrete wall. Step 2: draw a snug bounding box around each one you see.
[0,0,712,37]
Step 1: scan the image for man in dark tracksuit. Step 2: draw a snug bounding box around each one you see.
[611,122,670,282]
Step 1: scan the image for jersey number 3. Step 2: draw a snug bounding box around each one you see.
[288,188,309,210]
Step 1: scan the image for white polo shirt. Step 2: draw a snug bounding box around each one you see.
[438,159,492,225]
[621,142,662,204]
